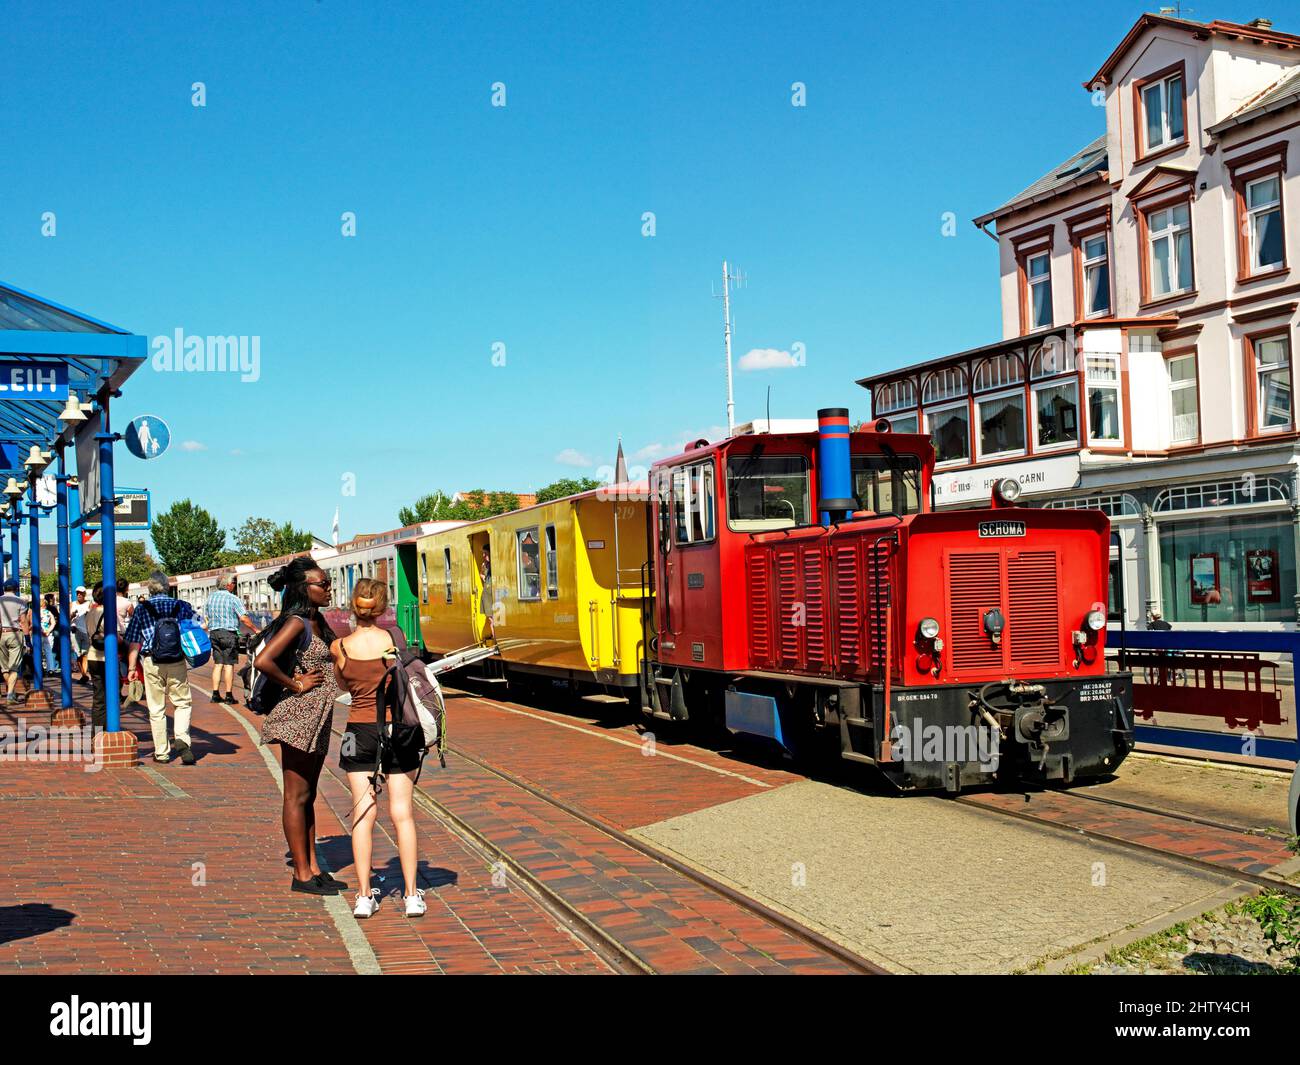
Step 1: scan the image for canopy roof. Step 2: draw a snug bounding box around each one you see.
[0,281,146,483]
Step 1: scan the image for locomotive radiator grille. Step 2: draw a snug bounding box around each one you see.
[948,552,1004,672]
[802,546,829,670]
[775,552,801,666]
[747,551,772,666]
[832,544,863,673]
[1007,551,1061,668]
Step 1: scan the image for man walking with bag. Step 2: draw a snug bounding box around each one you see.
[124,571,197,765]
[204,576,257,704]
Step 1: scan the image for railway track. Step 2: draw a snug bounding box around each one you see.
[324,723,886,975]
[951,787,1300,899]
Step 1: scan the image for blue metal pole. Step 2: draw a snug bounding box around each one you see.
[55,450,73,710]
[98,397,121,734]
[69,480,84,593]
[27,479,43,694]
[8,505,19,585]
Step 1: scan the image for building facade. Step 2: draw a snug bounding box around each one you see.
[861,14,1300,630]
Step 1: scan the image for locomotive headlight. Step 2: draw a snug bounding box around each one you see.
[919,617,940,640]
[994,477,1023,504]
[1084,608,1106,632]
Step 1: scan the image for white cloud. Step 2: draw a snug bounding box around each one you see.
[180,440,208,452]
[633,425,727,464]
[554,448,593,467]
[739,347,796,371]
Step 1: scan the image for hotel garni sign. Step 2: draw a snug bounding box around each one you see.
[933,454,1081,506]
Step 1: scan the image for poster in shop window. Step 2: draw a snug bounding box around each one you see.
[1190,552,1220,605]
[1246,548,1279,603]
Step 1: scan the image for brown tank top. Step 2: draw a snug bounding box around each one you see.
[335,642,392,726]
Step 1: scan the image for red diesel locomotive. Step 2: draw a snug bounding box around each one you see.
[644,408,1135,792]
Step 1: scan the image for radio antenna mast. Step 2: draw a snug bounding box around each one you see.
[715,260,745,435]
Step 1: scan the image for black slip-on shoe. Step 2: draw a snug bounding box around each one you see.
[292,876,339,896]
[315,873,347,890]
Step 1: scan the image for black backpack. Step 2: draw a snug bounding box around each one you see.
[151,610,184,664]
[245,616,314,714]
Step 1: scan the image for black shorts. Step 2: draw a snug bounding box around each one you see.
[210,629,239,666]
[339,723,425,775]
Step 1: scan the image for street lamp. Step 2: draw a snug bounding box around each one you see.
[57,392,88,424]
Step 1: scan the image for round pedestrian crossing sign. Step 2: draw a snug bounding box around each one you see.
[124,416,170,460]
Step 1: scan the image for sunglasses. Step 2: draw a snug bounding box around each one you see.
[305,578,332,588]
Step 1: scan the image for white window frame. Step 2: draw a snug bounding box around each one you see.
[443,547,453,603]
[674,461,717,543]
[1147,203,1193,297]
[420,553,429,605]
[1085,354,1124,446]
[1255,334,1293,434]
[975,388,1027,462]
[516,526,542,601]
[924,400,971,468]
[1081,233,1110,317]
[544,524,558,600]
[1245,174,1284,274]
[887,412,919,434]
[1167,353,1199,444]
[1030,376,1080,452]
[1026,252,1052,329]
[1142,72,1184,153]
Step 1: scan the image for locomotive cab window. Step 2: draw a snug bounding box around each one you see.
[727,454,810,531]
[851,452,921,516]
[672,462,716,544]
[517,526,542,600]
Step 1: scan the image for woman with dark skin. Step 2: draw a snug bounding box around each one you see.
[255,558,344,896]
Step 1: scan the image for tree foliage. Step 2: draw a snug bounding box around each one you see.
[228,517,313,561]
[398,490,519,526]
[151,500,225,575]
[535,478,602,504]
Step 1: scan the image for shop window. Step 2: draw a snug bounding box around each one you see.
[1086,355,1122,444]
[516,527,542,601]
[976,391,1025,460]
[1159,513,1295,624]
[926,402,970,465]
[726,454,808,531]
[1168,353,1198,444]
[1253,334,1292,433]
[544,524,558,599]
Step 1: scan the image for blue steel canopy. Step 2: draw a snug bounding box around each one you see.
[0,280,146,478]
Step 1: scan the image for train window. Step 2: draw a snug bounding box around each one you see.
[545,525,558,599]
[443,547,453,603]
[517,527,542,601]
[386,553,396,606]
[726,454,809,531]
[851,453,922,516]
[420,553,429,605]
[672,462,716,544]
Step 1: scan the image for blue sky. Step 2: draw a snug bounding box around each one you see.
[1,1,1275,545]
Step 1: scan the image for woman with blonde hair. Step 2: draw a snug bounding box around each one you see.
[331,578,426,919]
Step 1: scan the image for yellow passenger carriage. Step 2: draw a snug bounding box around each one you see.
[415,486,651,704]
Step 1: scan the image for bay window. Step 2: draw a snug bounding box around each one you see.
[926,402,969,465]
[873,378,918,433]
[1146,202,1193,298]
[977,391,1025,459]
[1086,355,1122,444]
[1167,353,1198,444]
[1030,341,1078,449]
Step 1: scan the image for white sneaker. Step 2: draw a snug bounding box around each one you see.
[404,888,427,918]
[353,889,380,919]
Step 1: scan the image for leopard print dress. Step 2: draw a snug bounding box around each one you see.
[260,626,340,755]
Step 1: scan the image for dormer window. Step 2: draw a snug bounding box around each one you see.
[1137,65,1185,157]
